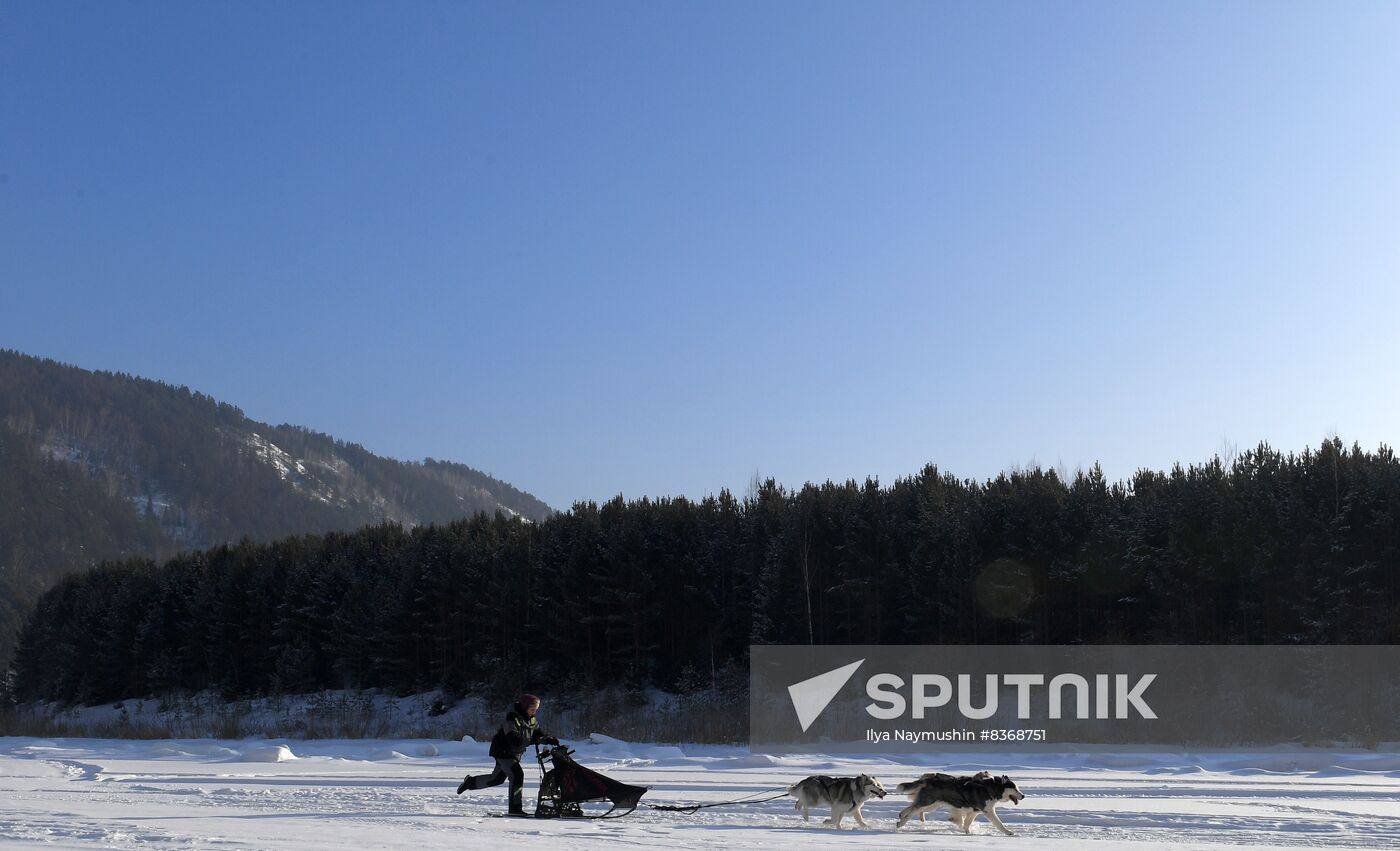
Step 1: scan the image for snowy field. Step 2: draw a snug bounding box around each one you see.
[3,735,1400,849]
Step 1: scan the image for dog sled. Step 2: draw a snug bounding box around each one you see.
[500,742,788,820]
[530,742,648,819]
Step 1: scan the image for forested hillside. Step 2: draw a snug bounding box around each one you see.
[13,438,1399,706]
[0,349,553,669]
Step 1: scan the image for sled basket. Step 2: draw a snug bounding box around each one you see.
[535,744,647,818]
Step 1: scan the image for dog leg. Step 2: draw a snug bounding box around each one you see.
[852,803,868,829]
[951,808,975,833]
[900,804,929,829]
[983,806,1015,836]
[899,804,935,829]
[829,804,847,829]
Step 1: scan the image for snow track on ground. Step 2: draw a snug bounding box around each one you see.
[3,738,1400,849]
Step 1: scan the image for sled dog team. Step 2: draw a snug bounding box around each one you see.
[461,693,1025,833]
[788,769,1025,834]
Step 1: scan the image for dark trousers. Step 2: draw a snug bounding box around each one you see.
[467,757,525,812]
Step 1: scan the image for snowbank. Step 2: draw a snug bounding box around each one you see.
[239,745,297,763]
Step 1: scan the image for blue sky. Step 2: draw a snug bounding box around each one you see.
[3,1,1399,509]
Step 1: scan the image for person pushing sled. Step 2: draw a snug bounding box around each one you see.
[456,692,558,816]
[455,692,647,819]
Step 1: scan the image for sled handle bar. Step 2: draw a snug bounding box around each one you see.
[535,743,574,757]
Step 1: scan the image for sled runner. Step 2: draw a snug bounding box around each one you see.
[529,743,648,819]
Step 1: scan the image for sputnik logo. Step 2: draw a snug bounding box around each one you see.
[787,659,864,732]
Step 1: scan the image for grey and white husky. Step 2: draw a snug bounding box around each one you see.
[787,774,888,828]
[894,771,1025,835]
[897,771,992,823]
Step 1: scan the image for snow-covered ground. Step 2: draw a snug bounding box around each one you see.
[3,735,1399,849]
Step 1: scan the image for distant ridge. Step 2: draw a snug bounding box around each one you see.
[0,348,554,667]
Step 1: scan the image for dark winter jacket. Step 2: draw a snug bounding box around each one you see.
[488,704,549,760]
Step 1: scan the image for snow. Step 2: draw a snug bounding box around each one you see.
[239,745,297,763]
[244,431,341,507]
[245,431,307,481]
[38,434,87,466]
[130,490,176,518]
[2,737,1399,849]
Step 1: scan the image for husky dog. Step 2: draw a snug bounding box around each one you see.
[787,774,888,828]
[895,772,1025,835]
[896,771,992,823]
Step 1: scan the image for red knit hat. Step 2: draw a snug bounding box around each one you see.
[517,692,540,709]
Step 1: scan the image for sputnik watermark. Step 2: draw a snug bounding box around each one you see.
[751,645,1400,752]
[788,661,1156,732]
[867,728,979,743]
[865,673,1157,721]
[865,728,1048,744]
[787,658,864,732]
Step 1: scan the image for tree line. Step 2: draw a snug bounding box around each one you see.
[10,439,1400,706]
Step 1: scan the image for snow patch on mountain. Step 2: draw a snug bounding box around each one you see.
[39,432,89,466]
[242,431,344,508]
[245,431,307,479]
[131,491,176,519]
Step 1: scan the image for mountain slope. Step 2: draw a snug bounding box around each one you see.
[0,349,553,670]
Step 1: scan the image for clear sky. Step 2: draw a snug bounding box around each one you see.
[3,1,1399,510]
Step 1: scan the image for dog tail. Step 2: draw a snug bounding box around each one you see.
[894,780,921,797]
